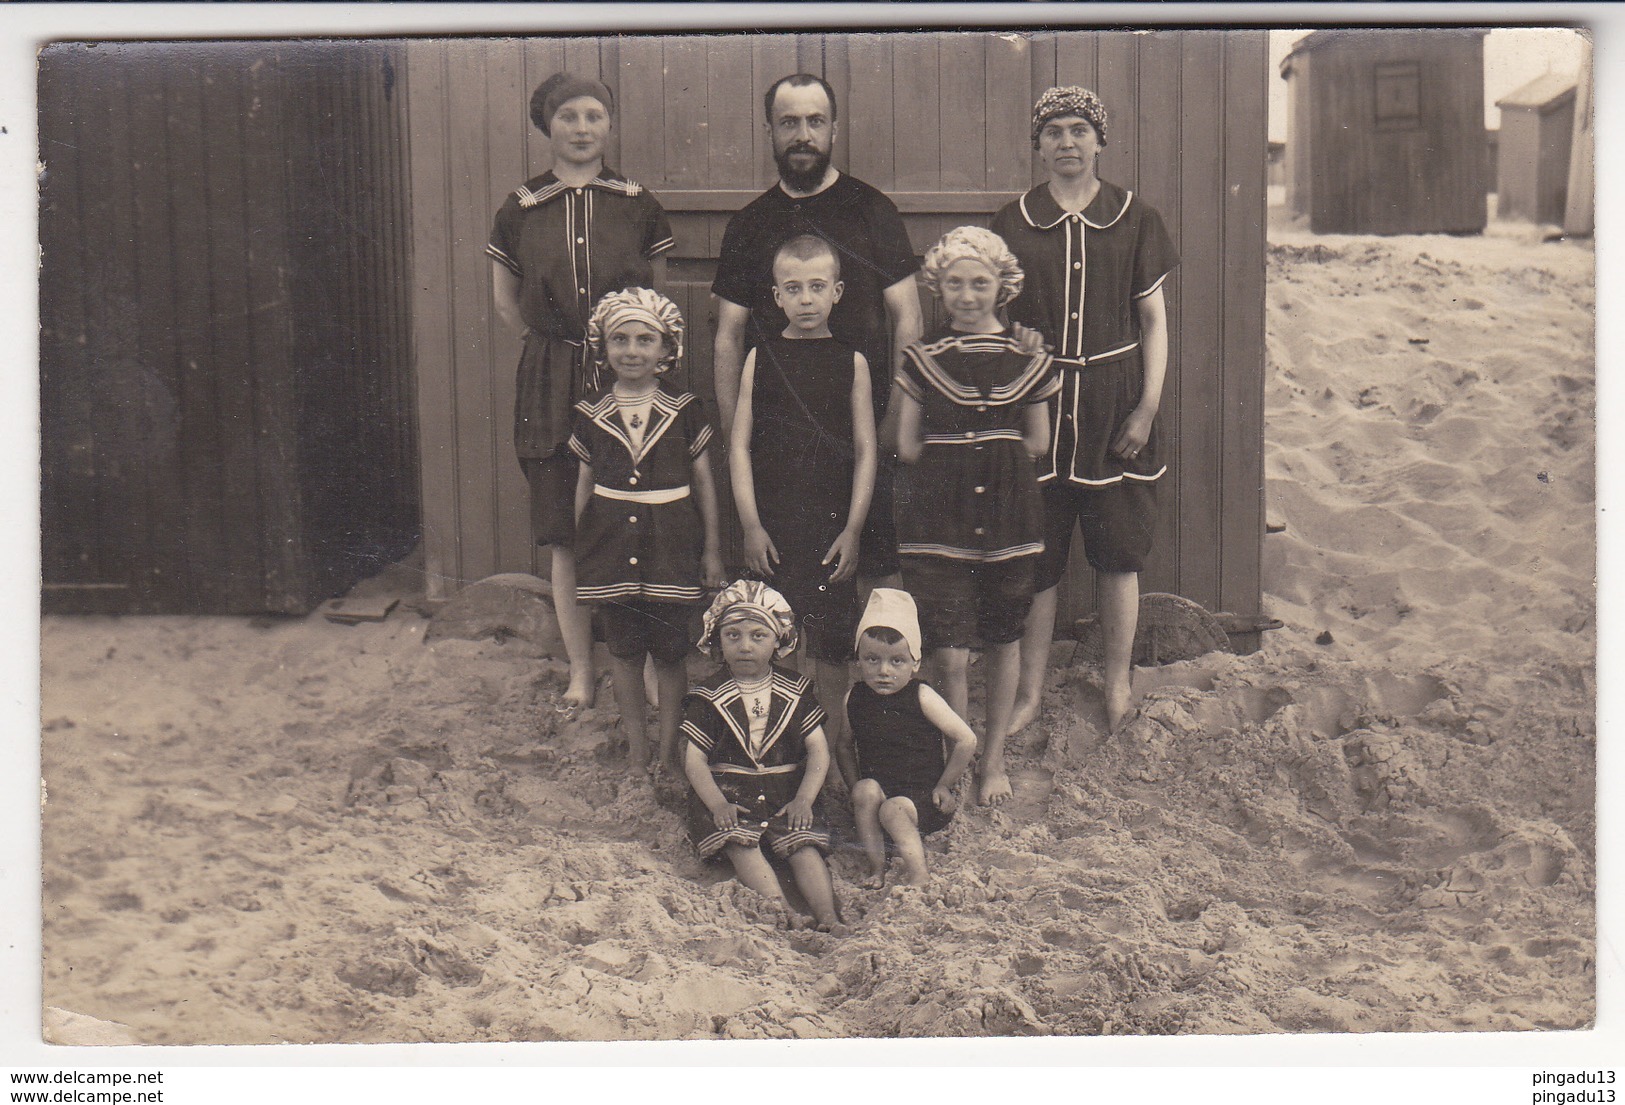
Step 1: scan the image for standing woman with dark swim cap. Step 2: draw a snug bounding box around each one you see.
[487,72,676,711]
[990,87,1179,735]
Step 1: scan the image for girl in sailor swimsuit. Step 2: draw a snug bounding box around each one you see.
[570,289,724,774]
[681,580,842,932]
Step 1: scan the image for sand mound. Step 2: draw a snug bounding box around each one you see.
[40,222,1594,1041]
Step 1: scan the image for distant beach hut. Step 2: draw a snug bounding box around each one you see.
[1281,29,1488,235]
[1564,37,1594,238]
[1494,72,1578,225]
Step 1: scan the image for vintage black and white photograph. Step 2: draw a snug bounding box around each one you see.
[33,20,1596,1048]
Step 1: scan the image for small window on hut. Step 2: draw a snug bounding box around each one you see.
[1373,62,1422,131]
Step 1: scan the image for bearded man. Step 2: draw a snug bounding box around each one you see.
[711,73,924,586]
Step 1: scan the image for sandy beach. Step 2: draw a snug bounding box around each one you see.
[40,215,1595,1043]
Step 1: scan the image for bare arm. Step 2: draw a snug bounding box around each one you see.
[822,354,877,583]
[777,728,831,831]
[691,450,726,588]
[711,297,751,443]
[492,261,526,334]
[918,683,978,793]
[877,276,924,448]
[832,688,861,790]
[1112,286,1169,458]
[895,390,925,466]
[1024,400,1051,460]
[730,350,778,574]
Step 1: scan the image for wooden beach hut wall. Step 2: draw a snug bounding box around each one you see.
[39,41,420,614]
[404,30,1270,644]
[1281,29,1488,235]
[1494,73,1578,226]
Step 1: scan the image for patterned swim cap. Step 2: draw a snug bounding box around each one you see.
[701,579,799,660]
[586,287,685,373]
[1031,86,1109,149]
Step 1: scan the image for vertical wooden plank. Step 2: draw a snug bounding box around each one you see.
[891,35,941,191]
[1219,30,1267,622]
[938,32,987,191]
[446,41,499,586]
[616,36,665,185]
[1095,32,1140,193]
[1172,31,1224,611]
[844,34,894,190]
[199,49,269,611]
[38,48,107,602]
[243,44,305,610]
[752,35,801,189]
[522,37,566,180]
[706,37,757,189]
[406,41,463,597]
[986,31,1034,192]
[487,41,532,576]
[663,36,709,190]
[1031,32,1059,185]
[1134,31,1186,601]
[595,37,622,174]
[1054,31,1098,90]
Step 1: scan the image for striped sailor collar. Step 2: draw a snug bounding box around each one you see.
[702,668,808,766]
[1018,178,1132,231]
[515,167,645,209]
[578,385,689,463]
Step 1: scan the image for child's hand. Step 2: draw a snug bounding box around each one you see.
[710,801,751,831]
[822,527,861,583]
[744,524,779,576]
[1010,322,1052,356]
[701,546,726,590]
[932,785,958,814]
[1110,406,1155,464]
[776,796,816,832]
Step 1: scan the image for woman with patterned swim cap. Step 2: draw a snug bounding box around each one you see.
[990,86,1179,735]
[487,72,676,711]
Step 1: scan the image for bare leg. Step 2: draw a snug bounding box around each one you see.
[1098,571,1140,732]
[643,655,659,708]
[879,797,929,885]
[935,647,971,737]
[550,546,595,707]
[850,779,888,888]
[608,653,650,768]
[653,657,688,772]
[1011,584,1060,735]
[724,844,787,902]
[978,639,1019,806]
[786,847,840,928]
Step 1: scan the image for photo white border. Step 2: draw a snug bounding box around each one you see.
[4,1,1617,1085]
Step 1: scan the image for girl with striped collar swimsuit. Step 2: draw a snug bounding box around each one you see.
[892,227,1059,807]
[570,289,724,775]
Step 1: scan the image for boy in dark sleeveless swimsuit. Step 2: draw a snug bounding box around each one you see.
[836,588,977,888]
[730,234,878,753]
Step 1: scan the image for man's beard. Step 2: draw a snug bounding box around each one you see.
[774,141,831,192]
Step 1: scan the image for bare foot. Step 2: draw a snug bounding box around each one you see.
[860,869,886,891]
[978,770,1013,806]
[1008,696,1041,737]
[1103,682,1133,733]
[901,861,930,886]
[562,674,596,711]
[814,921,851,937]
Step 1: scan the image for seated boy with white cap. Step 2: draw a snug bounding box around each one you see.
[835,588,978,888]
